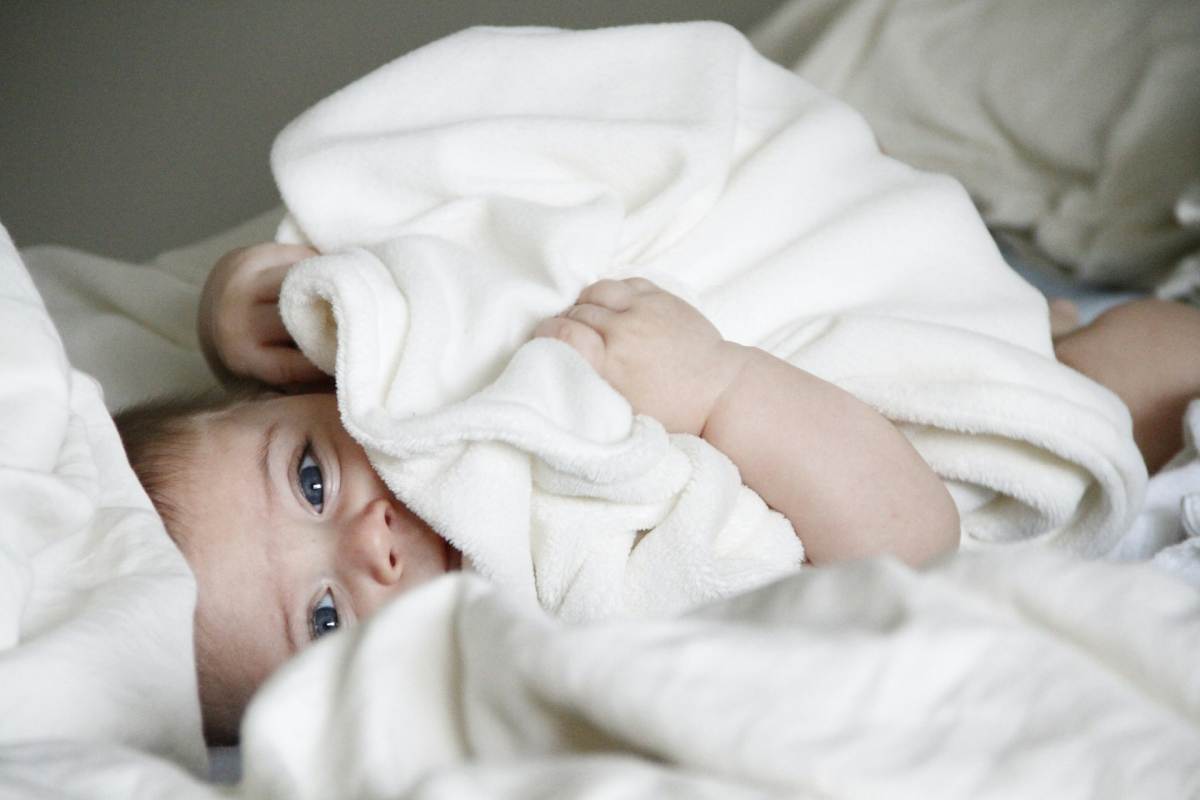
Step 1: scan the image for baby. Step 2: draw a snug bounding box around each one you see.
[118,243,1199,743]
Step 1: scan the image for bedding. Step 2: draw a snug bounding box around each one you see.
[751,0,1200,295]
[21,208,284,412]
[1003,246,1200,585]
[9,550,1199,799]
[2,18,1199,800]
[273,22,1144,623]
[236,550,1200,799]
[0,223,207,773]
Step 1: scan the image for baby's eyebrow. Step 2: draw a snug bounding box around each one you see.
[258,418,299,653]
[258,419,281,512]
[278,590,299,655]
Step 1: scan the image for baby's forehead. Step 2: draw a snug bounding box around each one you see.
[173,407,283,611]
[195,394,292,438]
[188,392,340,477]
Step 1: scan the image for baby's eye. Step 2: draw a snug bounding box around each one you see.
[297,444,324,512]
[310,589,339,640]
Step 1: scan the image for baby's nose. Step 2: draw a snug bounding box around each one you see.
[346,497,404,585]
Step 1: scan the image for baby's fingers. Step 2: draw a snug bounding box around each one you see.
[249,303,292,345]
[237,247,317,304]
[533,316,605,372]
[577,279,635,311]
[248,346,328,387]
[251,262,293,302]
[563,303,616,333]
[623,277,659,294]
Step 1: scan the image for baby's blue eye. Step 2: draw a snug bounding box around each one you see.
[310,589,338,640]
[298,445,324,512]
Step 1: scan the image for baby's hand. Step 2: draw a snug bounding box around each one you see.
[198,243,327,388]
[533,278,750,436]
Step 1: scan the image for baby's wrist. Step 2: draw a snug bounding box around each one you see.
[698,342,759,438]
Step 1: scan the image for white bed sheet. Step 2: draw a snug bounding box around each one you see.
[237,550,1200,799]
[21,208,284,413]
[0,223,207,777]
[751,0,1200,293]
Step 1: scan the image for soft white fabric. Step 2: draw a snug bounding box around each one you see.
[20,207,283,411]
[0,19,1192,796]
[0,742,218,800]
[0,222,207,774]
[5,550,1197,799]
[751,0,1200,292]
[273,23,1145,621]
[238,550,1200,800]
[1110,397,1200,585]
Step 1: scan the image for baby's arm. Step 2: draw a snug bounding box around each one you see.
[199,243,328,388]
[535,278,960,566]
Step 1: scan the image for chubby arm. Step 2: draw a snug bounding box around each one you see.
[535,278,960,566]
[700,345,960,565]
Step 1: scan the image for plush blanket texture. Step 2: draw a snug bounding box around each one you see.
[274,23,1145,622]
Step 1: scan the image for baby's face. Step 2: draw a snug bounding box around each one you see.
[173,393,458,730]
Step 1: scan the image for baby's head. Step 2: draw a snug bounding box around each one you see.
[115,391,457,743]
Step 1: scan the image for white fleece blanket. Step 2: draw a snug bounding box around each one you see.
[273,23,1146,621]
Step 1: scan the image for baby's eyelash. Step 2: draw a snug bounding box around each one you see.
[297,439,325,513]
[310,588,339,640]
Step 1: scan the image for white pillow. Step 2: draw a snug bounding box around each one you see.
[752,0,1200,291]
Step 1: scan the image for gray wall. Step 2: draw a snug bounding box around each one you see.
[1,1,780,260]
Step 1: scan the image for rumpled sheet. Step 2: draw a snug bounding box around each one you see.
[751,0,1200,293]
[1110,397,1200,585]
[0,222,206,773]
[20,208,283,412]
[238,549,1200,799]
[274,23,1146,622]
[5,548,1199,799]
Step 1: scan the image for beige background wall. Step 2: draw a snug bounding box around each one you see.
[0,1,780,260]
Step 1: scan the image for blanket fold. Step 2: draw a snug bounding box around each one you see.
[0,223,206,774]
[240,554,1200,799]
[275,22,1145,620]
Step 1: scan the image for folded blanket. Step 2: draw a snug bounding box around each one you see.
[274,23,1146,620]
